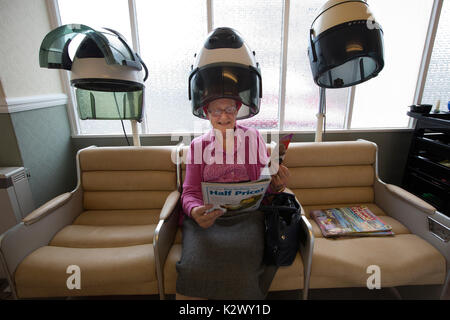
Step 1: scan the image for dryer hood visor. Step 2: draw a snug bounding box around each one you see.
[39,24,142,71]
[308,20,384,88]
[75,85,144,122]
[189,63,262,119]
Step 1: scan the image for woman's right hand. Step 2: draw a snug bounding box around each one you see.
[190,204,224,228]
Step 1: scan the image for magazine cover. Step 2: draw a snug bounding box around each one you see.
[310,205,394,238]
[202,179,271,214]
[272,133,293,164]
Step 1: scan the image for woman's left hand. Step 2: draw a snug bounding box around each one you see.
[270,164,290,193]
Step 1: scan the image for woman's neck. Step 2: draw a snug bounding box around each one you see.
[214,127,236,152]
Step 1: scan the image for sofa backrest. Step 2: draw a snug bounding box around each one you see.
[284,141,377,207]
[177,144,272,184]
[178,140,377,207]
[78,146,177,211]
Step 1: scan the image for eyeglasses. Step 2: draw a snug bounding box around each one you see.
[207,106,237,117]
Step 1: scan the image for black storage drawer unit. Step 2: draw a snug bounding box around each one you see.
[403,112,450,217]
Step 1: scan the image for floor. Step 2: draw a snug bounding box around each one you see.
[1,278,448,300]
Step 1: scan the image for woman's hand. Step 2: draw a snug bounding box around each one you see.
[270,164,290,193]
[190,204,224,228]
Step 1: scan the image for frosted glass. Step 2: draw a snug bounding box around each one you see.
[214,0,283,130]
[58,0,132,41]
[352,0,433,128]
[284,0,349,131]
[136,0,207,134]
[422,0,450,109]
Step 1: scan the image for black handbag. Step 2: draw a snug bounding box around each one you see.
[260,192,302,266]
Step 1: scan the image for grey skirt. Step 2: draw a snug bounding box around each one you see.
[176,210,277,300]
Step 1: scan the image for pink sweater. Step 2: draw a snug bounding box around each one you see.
[181,124,270,218]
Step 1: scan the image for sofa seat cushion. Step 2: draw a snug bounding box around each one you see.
[310,234,446,289]
[162,245,305,294]
[302,203,411,238]
[74,210,161,226]
[268,252,304,292]
[15,244,157,298]
[50,225,155,248]
[174,229,183,244]
[163,244,182,294]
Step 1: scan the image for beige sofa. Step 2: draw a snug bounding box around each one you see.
[155,144,314,299]
[1,140,447,299]
[283,140,448,297]
[0,146,179,298]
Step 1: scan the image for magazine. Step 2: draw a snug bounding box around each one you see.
[202,179,271,214]
[310,205,394,238]
[277,133,293,164]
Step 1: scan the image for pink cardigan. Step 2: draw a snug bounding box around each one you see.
[181,124,270,218]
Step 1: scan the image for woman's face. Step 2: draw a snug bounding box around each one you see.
[206,98,238,134]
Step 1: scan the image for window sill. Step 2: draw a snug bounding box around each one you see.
[71,127,414,139]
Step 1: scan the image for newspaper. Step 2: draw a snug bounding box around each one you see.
[310,205,394,238]
[202,179,271,214]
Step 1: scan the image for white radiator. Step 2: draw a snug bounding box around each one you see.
[0,167,35,235]
[0,167,35,280]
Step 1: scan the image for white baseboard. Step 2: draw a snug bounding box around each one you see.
[0,94,68,114]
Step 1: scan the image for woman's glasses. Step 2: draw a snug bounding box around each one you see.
[208,106,237,117]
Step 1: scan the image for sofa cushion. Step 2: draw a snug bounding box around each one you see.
[15,244,157,298]
[286,142,377,207]
[79,146,176,172]
[162,246,306,294]
[310,234,446,289]
[268,253,304,291]
[74,209,161,226]
[288,165,374,189]
[163,244,182,294]
[82,170,176,191]
[293,187,374,207]
[50,225,155,248]
[83,190,172,210]
[283,141,376,167]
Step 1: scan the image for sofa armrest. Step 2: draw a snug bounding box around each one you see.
[285,187,314,299]
[374,179,449,265]
[298,209,314,300]
[22,192,73,225]
[374,179,436,220]
[0,187,83,298]
[159,190,181,220]
[384,183,436,215]
[154,193,181,299]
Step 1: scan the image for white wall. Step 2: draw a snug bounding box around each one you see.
[0,0,63,99]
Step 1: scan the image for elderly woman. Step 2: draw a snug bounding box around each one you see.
[175,28,290,300]
[176,98,290,300]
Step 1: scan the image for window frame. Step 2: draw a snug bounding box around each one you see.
[47,0,444,137]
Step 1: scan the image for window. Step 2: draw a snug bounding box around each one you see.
[285,0,349,131]
[422,0,450,109]
[214,0,283,130]
[351,0,433,128]
[135,0,208,134]
[55,0,442,135]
